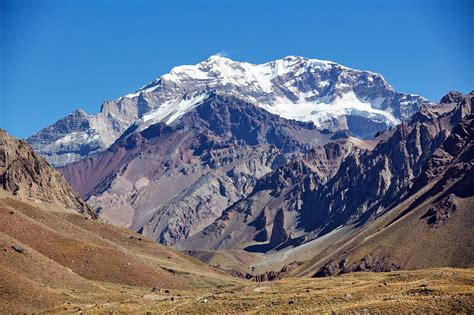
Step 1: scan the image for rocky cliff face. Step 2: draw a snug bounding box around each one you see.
[308,94,473,277]
[0,129,95,217]
[179,139,358,251]
[28,56,431,166]
[181,92,472,252]
[26,103,137,166]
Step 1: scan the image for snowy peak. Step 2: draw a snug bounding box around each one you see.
[144,55,345,96]
[125,55,429,135]
[28,55,432,166]
[131,55,400,112]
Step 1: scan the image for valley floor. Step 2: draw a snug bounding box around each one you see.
[38,268,474,313]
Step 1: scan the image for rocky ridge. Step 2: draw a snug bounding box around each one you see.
[181,92,473,254]
[287,91,473,278]
[0,129,95,217]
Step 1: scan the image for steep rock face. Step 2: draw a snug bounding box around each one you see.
[135,146,282,245]
[179,139,358,251]
[27,99,140,166]
[26,109,103,166]
[180,93,322,152]
[409,91,472,194]
[309,98,473,277]
[408,108,473,224]
[182,92,472,252]
[296,98,462,234]
[28,56,431,166]
[269,209,290,248]
[0,129,94,217]
[61,94,332,245]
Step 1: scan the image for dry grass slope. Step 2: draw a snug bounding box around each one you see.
[0,190,242,313]
[47,269,474,313]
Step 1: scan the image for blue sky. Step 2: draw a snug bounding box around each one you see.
[1,0,472,138]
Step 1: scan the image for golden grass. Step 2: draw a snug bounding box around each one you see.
[45,268,474,314]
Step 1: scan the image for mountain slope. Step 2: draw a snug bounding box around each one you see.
[0,131,241,312]
[293,110,473,278]
[61,93,332,246]
[182,92,473,262]
[179,139,360,251]
[0,190,242,312]
[28,56,431,166]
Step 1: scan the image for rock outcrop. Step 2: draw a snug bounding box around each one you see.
[0,129,95,217]
[304,92,473,277]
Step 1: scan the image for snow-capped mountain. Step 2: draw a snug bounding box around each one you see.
[28,55,431,166]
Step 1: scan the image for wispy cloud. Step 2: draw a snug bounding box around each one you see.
[212,50,237,59]
[213,51,228,57]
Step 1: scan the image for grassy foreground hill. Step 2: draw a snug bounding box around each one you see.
[0,190,244,312]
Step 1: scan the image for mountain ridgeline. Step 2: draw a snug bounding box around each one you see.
[60,93,332,245]
[28,56,430,166]
[60,88,473,270]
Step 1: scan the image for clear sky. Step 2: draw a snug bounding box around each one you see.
[1,0,472,138]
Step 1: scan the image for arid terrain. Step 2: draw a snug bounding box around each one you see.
[2,185,472,313]
[7,265,474,313]
[0,189,241,312]
[1,61,472,313]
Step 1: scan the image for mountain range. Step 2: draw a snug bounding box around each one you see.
[2,55,473,312]
[25,57,472,273]
[0,130,245,312]
[12,56,471,265]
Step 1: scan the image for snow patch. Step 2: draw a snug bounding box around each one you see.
[54,132,100,145]
[137,93,208,131]
[261,91,400,128]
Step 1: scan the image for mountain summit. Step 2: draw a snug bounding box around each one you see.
[28,56,431,166]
